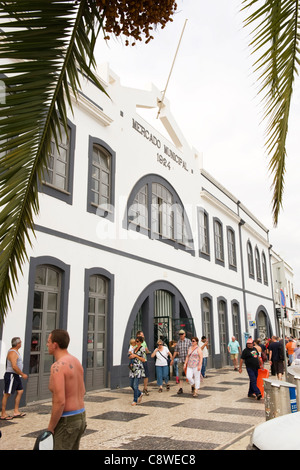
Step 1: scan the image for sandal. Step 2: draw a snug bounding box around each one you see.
[158,387,163,393]
[13,413,26,418]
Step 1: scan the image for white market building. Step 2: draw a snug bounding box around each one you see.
[0,64,276,403]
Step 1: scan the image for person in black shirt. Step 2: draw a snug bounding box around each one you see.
[239,338,262,400]
[269,336,284,380]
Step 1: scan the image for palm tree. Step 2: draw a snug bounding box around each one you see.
[0,1,109,324]
[0,0,178,324]
[242,0,300,226]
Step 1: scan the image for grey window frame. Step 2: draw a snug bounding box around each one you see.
[247,240,255,279]
[227,226,237,271]
[125,174,194,255]
[87,136,116,222]
[213,217,224,267]
[262,251,268,285]
[198,208,210,261]
[255,246,262,283]
[40,118,76,205]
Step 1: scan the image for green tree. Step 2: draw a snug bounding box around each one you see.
[242,0,300,226]
[0,0,177,324]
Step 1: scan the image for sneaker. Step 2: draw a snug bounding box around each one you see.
[177,388,183,394]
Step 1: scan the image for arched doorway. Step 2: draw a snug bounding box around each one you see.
[24,257,70,403]
[122,281,195,381]
[255,306,273,340]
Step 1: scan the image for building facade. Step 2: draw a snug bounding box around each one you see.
[271,250,300,338]
[0,64,276,403]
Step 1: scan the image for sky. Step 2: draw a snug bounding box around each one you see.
[94,0,300,292]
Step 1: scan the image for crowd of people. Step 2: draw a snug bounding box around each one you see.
[2,329,300,449]
[128,331,300,406]
[237,334,300,400]
[128,329,209,404]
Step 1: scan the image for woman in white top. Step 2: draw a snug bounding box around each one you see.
[151,341,172,392]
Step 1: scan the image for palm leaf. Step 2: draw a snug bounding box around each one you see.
[242,0,300,225]
[0,0,107,324]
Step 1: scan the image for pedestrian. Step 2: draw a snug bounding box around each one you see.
[269,335,284,380]
[169,340,179,383]
[228,336,241,371]
[1,337,28,421]
[47,329,86,450]
[136,330,150,396]
[253,339,263,369]
[171,330,192,395]
[239,338,262,400]
[151,340,172,392]
[184,337,203,397]
[128,335,146,405]
[128,338,136,370]
[286,337,296,365]
[200,336,209,378]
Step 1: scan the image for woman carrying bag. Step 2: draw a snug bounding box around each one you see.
[184,337,203,397]
[128,335,146,405]
[151,341,172,392]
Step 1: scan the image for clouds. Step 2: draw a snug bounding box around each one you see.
[94,0,300,291]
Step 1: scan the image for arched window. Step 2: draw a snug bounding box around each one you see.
[262,251,268,285]
[247,241,254,278]
[126,175,194,254]
[198,208,210,260]
[214,218,224,266]
[91,144,111,208]
[255,247,262,282]
[227,227,237,270]
[87,137,116,220]
[41,119,76,204]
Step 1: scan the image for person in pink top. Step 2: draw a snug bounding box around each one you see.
[184,337,203,397]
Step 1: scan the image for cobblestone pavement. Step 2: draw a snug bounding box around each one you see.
[0,367,266,451]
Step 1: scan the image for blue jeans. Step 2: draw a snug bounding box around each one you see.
[156,366,169,386]
[201,357,207,377]
[246,367,261,396]
[130,377,142,403]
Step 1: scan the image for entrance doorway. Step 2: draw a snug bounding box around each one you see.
[257,309,269,340]
[27,265,61,402]
[218,299,229,367]
[201,295,214,369]
[123,281,194,384]
[85,274,107,391]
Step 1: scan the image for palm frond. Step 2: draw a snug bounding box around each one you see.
[0,0,106,324]
[242,0,300,225]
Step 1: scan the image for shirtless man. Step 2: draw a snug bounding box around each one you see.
[47,329,86,450]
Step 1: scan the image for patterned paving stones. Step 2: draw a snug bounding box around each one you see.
[0,367,267,451]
